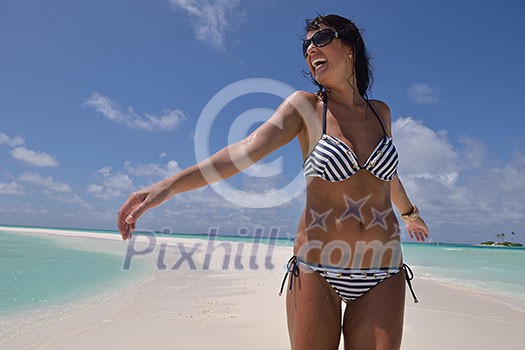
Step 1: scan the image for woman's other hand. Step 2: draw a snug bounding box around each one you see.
[405,217,429,242]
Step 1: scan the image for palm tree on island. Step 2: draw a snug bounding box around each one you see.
[482,232,522,247]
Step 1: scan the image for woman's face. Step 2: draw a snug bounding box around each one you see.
[304,26,353,86]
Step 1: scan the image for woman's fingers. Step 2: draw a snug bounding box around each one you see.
[407,227,415,240]
[125,198,149,224]
[405,218,430,242]
[117,192,147,240]
[415,228,424,241]
[412,229,421,241]
[419,221,429,241]
[117,206,131,239]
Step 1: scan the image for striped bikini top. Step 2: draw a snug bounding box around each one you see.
[303,97,399,182]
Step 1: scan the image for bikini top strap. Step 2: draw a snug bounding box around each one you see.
[365,99,388,136]
[321,91,328,134]
[324,94,386,136]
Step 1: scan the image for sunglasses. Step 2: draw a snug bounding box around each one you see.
[302,29,341,58]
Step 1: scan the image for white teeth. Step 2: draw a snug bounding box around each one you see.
[312,58,327,68]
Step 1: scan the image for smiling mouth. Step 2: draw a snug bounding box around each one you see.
[312,58,327,70]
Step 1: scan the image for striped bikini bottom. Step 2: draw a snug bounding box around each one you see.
[279,256,418,303]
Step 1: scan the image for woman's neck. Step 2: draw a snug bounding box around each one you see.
[326,84,366,107]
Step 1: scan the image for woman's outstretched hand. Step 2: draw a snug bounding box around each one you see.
[117,181,171,240]
[405,217,429,242]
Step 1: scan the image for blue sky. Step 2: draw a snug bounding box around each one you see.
[1,0,524,244]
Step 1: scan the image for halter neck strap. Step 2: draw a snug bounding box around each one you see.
[321,93,388,136]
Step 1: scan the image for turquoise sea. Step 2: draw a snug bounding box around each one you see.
[402,242,525,311]
[0,226,151,317]
[1,225,524,316]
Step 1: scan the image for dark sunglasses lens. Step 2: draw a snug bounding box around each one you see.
[313,30,335,47]
[302,40,311,57]
[303,30,336,57]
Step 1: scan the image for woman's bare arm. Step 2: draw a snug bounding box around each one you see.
[117,91,315,239]
[372,100,429,242]
[390,176,429,241]
[390,176,414,215]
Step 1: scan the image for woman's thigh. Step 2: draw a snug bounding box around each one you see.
[286,267,343,350]
[342,270,406,350]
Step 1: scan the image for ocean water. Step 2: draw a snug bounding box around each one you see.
[0,227,150,316]
[402,242,525,311]
[184,234,525,311]
[1,225,524,315]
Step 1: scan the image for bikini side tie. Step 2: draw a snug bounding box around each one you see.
[279,256,299,296]
[402,263,419,303]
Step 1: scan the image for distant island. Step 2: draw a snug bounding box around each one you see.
[480,241,523,247]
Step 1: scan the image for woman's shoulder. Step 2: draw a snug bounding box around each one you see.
[367,99,392,123]
[283,90,323,119]
[368,99,391,114]
[283,91,323,134]
[288,90,322,106]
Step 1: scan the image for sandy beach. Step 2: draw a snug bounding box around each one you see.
[1,229,524,350]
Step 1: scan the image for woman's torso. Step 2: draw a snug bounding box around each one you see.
[294,93,402,269]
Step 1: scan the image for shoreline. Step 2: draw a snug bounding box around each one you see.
[2,225,524,305]
[477,243,524,248]
[1,226,525,349]
[3,224,524,249]
[2,245,524,349]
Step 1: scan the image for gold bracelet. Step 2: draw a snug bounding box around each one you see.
[401,205,419,222]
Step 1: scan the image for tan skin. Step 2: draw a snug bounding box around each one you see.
[118,25,428,350]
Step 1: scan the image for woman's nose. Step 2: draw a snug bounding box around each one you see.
[305,44,317,58]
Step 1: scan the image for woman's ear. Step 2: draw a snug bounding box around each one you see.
[347,46,354,59]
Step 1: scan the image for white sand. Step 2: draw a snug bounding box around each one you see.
[1,228,524,349]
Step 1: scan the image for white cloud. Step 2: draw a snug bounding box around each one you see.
[97,166,112,178]
[0,132,25,147]
[407,83,439,104]
[88,167,134,200]
[83,92,187,131]
[88,160,183,201]
[174,186,245,209]
[394,117,458,186]
[103,173,134,191]
[47,193,94,210]
[123,160,182,179]
[88,184,125,200]
[0,203,49,215]
[470,152,525,222]
[14,173,91,209]
[19,172,71,192]
[149,188,303,236]
[87,184,123,200]
[457,134,486,170]
[0,181,25,195]
[168,0,244,51]
[392,117,525,241]
[10,147,59,167]
[242,159,282,177]
[87,184,104,193]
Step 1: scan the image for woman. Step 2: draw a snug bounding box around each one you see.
[118,14,429,350]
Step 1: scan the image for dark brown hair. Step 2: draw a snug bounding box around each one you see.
[304,14,373,98]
